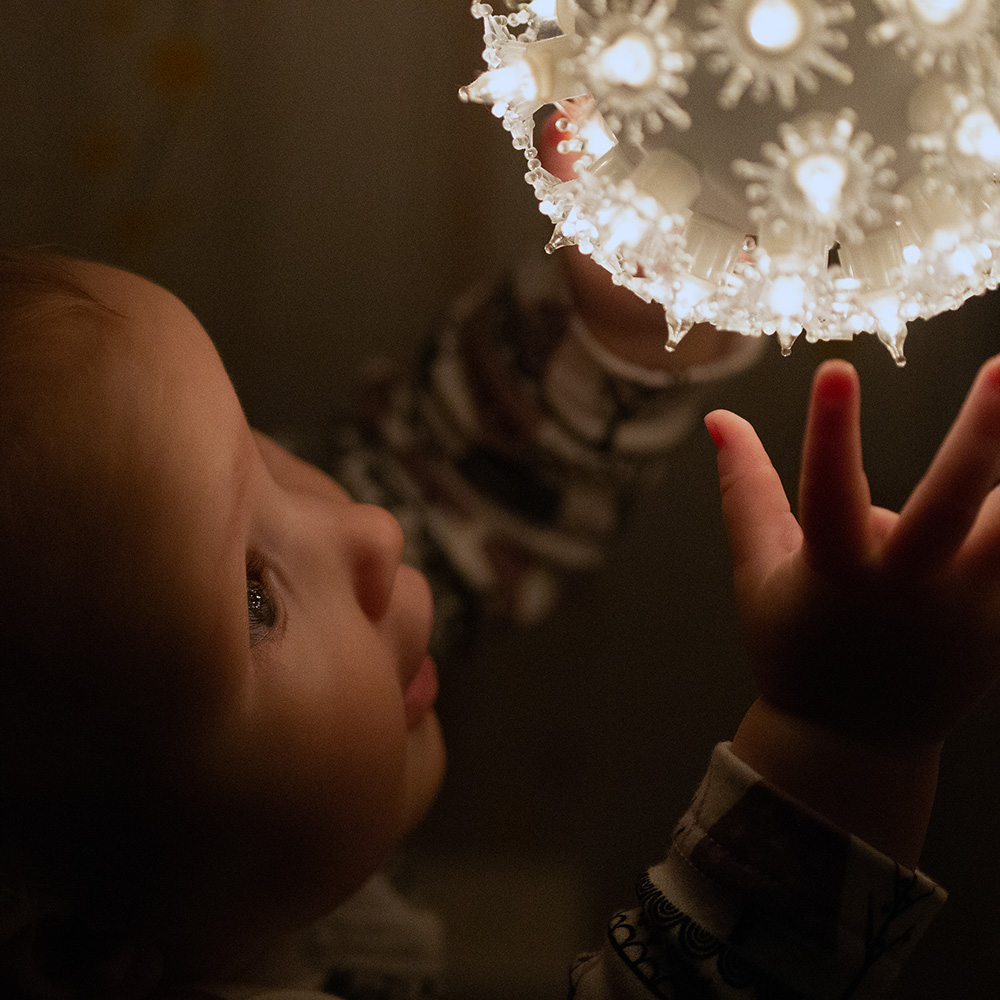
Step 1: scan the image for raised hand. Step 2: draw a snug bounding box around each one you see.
[536,109,741,372]
[705,357,1000,864]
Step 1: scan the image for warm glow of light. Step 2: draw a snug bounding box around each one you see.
[909,0,970,26]
[870,295,902,331]
[675,278,709,315]
[596,33,658,88]
[794,154,848,214]
[459,62,539,108]
[529,0,559,19]
[955,110,1000,164]
[903,243,922,265]
[949,244,977,276]
[769,274,807,315]
[578,115,617,159]
[604,208,647,251]
[745,0,805,52]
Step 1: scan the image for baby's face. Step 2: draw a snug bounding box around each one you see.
[37,262,445,958]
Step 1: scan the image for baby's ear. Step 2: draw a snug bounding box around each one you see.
[0,919,163,1000]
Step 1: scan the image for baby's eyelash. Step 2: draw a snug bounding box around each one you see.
[247,555,277,647]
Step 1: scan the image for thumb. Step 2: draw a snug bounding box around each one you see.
[705,409,802,591]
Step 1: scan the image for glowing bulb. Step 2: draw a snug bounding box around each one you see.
[745,0,805,53]
[769,274,807,315]
[794,154,848,214]
[908,0,970,26]
[674,278,709,315]
[459,61,539,109]
[870,295,902,330]
[603,208,647,252]
[529,0,558,19]
[596,33,658,88]
[949,244,977,276]
[955,110,1000,164]
[577,115,617,159]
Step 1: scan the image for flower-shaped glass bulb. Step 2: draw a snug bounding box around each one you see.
[746,0,806,52]
[794,153,848,214]
[909,0,971,26]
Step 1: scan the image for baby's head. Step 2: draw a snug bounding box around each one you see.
[0,252,444,998]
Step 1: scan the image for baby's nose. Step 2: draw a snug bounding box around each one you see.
[345,503,405,621]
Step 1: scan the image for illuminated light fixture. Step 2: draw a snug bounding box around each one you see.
[746,0,806,51]
[462,0,1000,364]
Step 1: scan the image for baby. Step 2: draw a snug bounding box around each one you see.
[1,247,999,1000]
[0,253,448,991]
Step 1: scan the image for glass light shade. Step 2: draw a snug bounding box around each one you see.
[461,0,1000,363]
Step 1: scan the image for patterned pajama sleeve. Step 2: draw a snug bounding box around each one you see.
[570,743,946,1000]
[321,255,763,661]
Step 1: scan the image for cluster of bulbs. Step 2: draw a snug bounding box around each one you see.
[461,0,1000,363]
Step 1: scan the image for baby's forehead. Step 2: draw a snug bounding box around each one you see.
[7,260,247,562]
[3,262,253,704]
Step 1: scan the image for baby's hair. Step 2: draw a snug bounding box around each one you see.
[0,247,105,321]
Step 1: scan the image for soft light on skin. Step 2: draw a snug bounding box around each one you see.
[596,32,658,88]
[955,109,1000,164]
[794,154,848,215]
[745,0,805,52]
[909,0,970,25]
[769,273,807,316]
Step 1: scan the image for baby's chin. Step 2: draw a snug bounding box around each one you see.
[402,710,447,834]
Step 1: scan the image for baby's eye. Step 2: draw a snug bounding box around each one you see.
[247,573,276,646]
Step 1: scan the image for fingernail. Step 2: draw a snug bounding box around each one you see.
[704,414,724,449]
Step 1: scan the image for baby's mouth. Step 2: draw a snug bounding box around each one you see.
[404,654,438,727]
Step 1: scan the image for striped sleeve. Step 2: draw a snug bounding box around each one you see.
[322,257,762,660]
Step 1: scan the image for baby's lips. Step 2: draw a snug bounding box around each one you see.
[404,654,438,728]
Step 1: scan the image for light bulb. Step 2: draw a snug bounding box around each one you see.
[794,154,848,214]
[769,274,807,316]
[955,109,1000,163]
[908,0,970,26]
[596,33,658,88]
[869,294,902,330]
[577,115,617,158]
[459,61,539,110]
[745,0,805,53]
[949,244,977,276]
[529,0,559,19]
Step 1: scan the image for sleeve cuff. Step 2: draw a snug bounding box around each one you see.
[657,742,946,1000]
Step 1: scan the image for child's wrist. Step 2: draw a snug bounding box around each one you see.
[731,698,942,869]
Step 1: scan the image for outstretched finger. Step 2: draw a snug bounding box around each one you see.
[886,355,1000,576]
[798,360,873,573]
[705,409,802,593]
